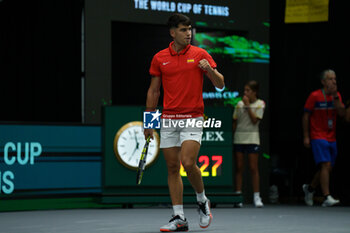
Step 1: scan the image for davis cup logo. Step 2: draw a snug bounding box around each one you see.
[143,110,161,129]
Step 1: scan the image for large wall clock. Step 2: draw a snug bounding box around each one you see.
[113,121,160,170]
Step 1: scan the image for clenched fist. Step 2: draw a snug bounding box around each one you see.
[198,59,212,72]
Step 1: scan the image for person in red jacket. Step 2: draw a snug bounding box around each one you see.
[144,13,224,232]
[302,69,345,207]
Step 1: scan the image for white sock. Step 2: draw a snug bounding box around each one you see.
[196,190,207,203]
[173,205,185,220]
[254,192,260,199]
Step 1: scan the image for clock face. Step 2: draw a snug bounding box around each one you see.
[114,121,159,170]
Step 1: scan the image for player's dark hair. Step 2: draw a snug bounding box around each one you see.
[246,80,259,96]
[167,13,191,29]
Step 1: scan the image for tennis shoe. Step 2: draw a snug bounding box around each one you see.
[302,184,314,206]
[160,215,188,232]
[322,195,340,207]
[197,199,212,228]
[254,196,264,208]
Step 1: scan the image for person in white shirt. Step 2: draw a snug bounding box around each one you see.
[233,80,265,208]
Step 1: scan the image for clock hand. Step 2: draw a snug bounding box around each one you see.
[129,139,148,162]
[134,130,140,149]
[128,147,138,161]
[129,130,150,162]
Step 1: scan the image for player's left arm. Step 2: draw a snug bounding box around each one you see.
[198,59,225,89]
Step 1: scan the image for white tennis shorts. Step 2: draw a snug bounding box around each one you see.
[160,117,204,148]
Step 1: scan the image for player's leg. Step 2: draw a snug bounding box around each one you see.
[161,148,189,232]
[179,117,211,228]
[302,169,319,206]
[180,140,202,193]
[160,124,188,232]
[179,117,205,195]
[320,161,339,206]
[163,147,183,206]
[247,147,263,207]
[321,141,339,207]
[180,139,212,228]
[303,139,325,206]
[311,139,331,197]
[309,139,339,207]
[319,161,332,196]
[310,169,320,188]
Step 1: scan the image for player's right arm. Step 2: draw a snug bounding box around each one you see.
[144,76,161,139]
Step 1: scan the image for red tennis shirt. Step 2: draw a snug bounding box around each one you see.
[149,41,217,119]
[304,89,343,141]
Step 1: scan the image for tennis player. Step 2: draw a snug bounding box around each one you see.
[144,13,224,232]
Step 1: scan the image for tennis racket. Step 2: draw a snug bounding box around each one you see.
[136,136,151,185]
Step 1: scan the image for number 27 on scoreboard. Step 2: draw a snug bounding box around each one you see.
[180,155,223,177]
